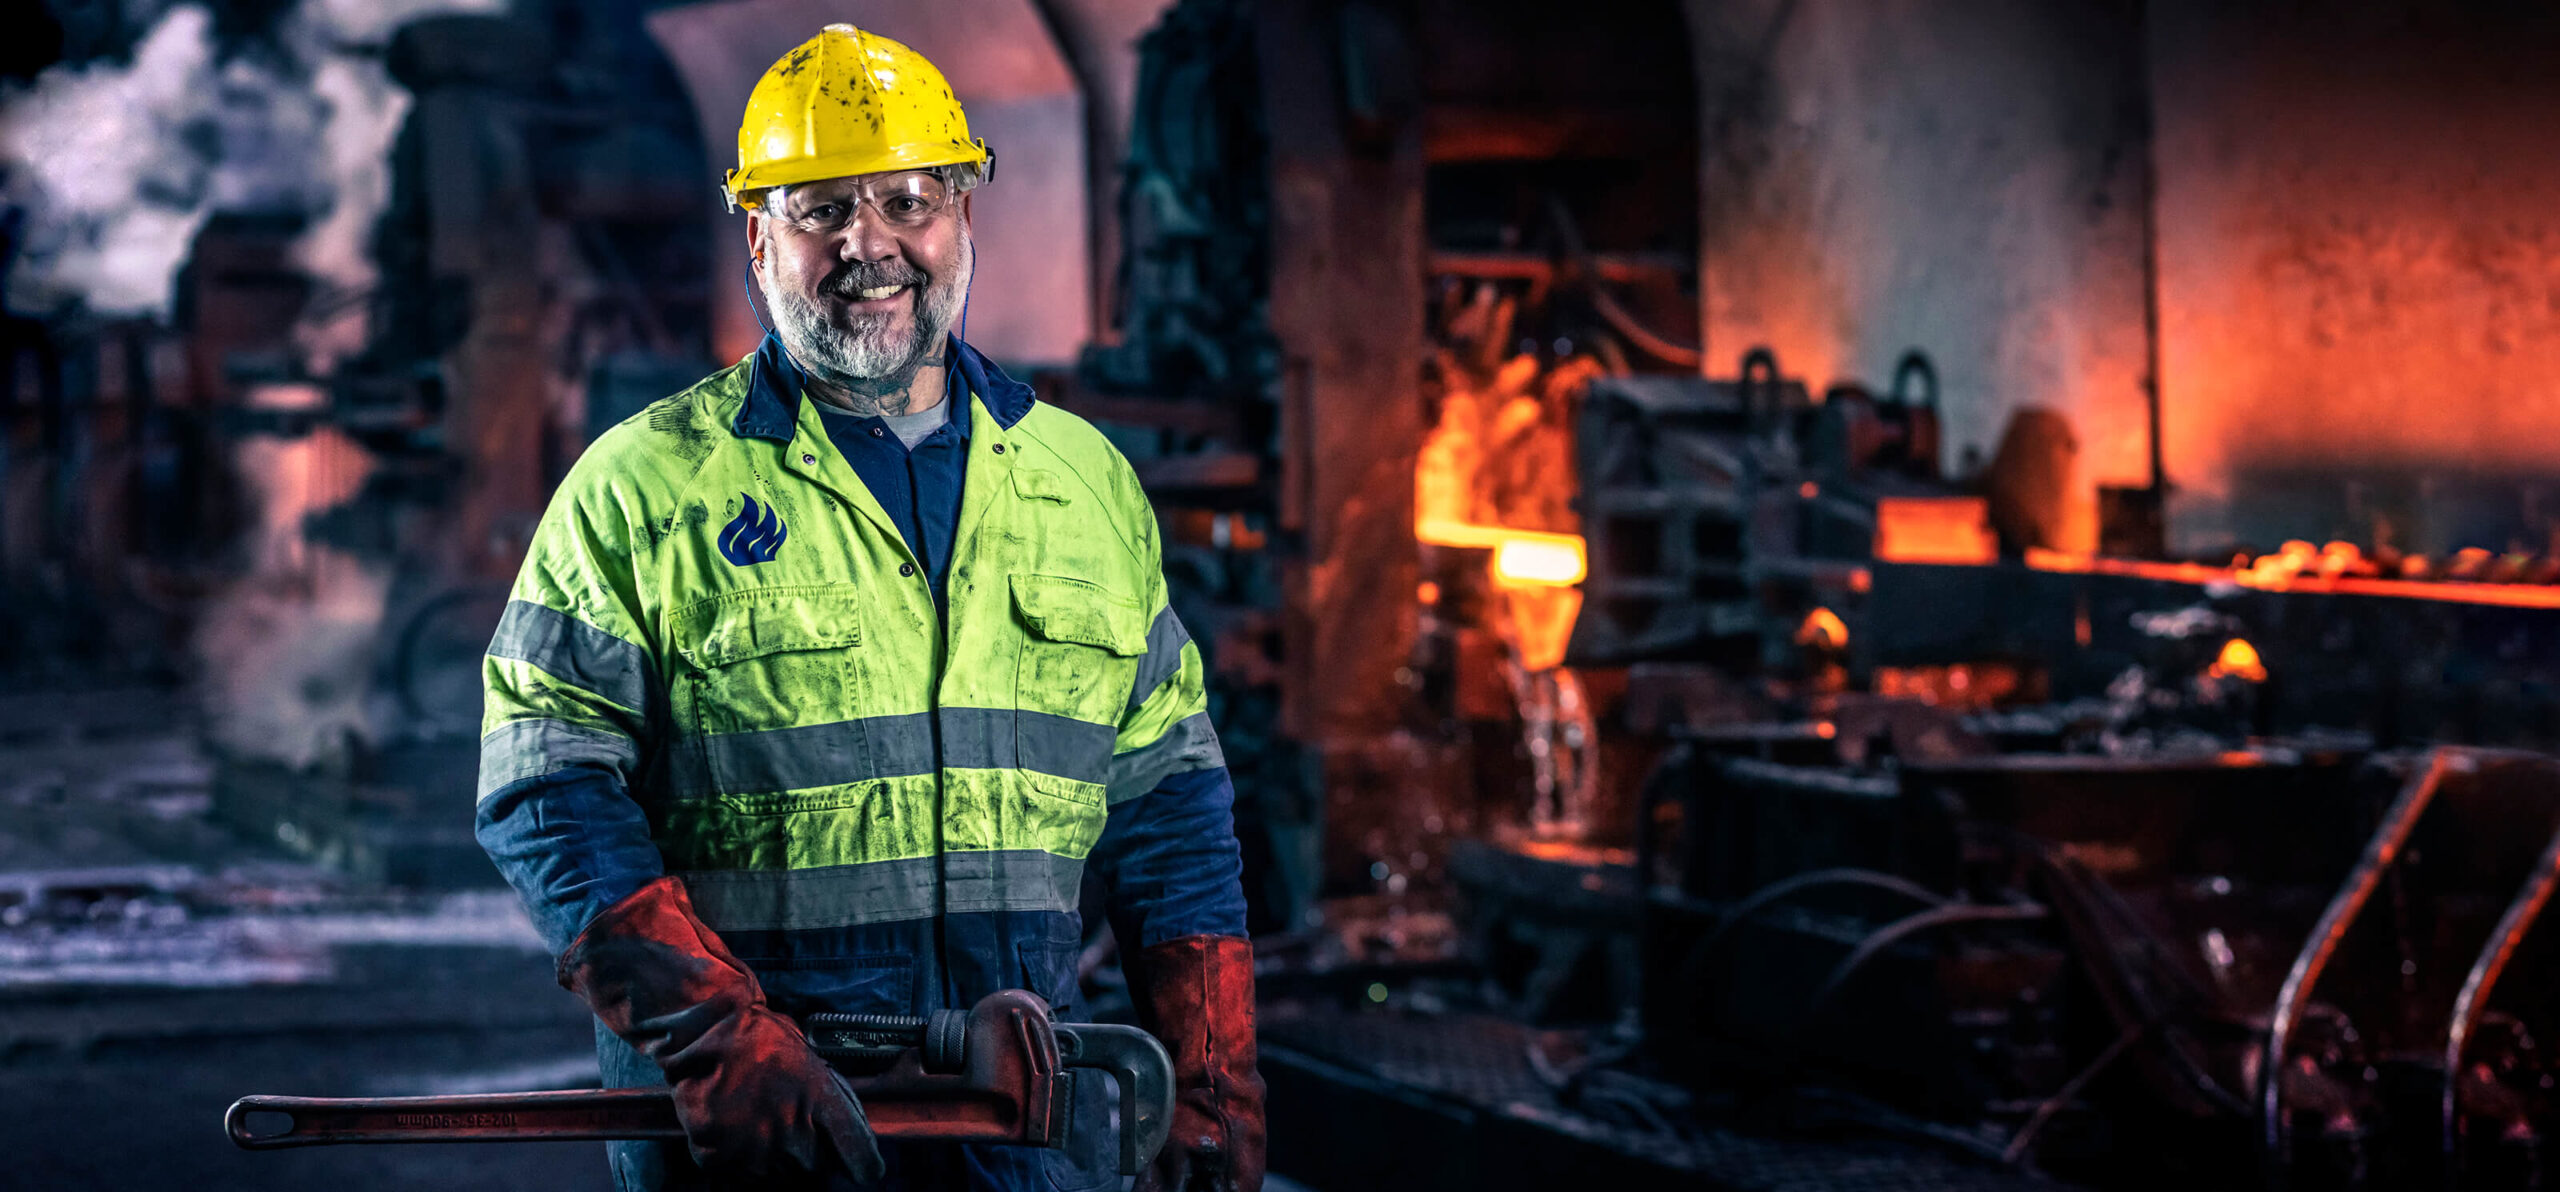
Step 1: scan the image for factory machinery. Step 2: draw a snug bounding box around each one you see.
[1245,344,2560,1192]
[1452,353,2560,1191]
[1065,3,2560,1189]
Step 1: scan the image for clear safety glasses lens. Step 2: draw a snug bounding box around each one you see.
[779,174,955,233]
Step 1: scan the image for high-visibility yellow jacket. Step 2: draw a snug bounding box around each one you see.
[475,338,1235,1036]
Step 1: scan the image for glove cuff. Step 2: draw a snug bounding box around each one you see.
[558,875,766,1057]
[1130,933,1266,1189]
[1128,933,1259,1046]
[563,880,881,1182]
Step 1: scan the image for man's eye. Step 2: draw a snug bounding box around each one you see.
[803,204,844,223]
[883,196,927,217]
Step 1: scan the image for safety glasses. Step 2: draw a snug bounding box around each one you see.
[770,172,958,235]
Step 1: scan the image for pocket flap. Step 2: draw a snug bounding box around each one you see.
[675,586,862,669]
[1009,574,1146,655]
[1013,469,1071,504]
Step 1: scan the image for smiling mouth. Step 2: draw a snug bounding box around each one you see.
[835,282,916,309]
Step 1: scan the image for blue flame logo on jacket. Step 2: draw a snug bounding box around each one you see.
[717,494,788,565]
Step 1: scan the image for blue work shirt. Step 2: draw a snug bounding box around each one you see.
[758,335,970,605]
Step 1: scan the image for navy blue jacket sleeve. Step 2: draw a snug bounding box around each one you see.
[477,766,666,955]
[1087,765,1250,948]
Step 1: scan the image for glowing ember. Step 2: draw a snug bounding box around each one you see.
[1873,663,2029,709]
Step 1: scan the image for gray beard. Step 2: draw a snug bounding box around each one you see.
[763,239,971,410]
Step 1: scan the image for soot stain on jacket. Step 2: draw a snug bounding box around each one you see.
[642,392,717,466]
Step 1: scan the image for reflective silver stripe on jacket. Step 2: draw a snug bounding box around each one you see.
[477,718,641,801]
[662,707,1121,799]
[1107,711,1224,805]
[677,849,1085,931]
[1125,605,1193,711]
[487,599,653,714]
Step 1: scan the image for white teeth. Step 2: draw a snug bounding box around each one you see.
[855,285,905,300]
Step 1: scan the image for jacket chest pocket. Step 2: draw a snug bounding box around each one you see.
[1009,574,1144,792]
[675,584,867,751]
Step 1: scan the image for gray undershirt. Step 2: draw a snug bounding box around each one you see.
[817,396,950,449]
[881,399,950,448]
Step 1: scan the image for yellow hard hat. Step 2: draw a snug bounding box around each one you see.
[725,23,992,212]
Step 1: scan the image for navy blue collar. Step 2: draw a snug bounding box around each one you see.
[734,333,1035,442]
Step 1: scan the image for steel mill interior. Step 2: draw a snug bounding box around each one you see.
[6,1,2560,1189]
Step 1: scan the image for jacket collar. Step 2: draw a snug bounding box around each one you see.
[734,333,1035,441]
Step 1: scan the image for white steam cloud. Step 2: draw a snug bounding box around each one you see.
[0,0,501,772]
[0,0,500,369]
[1,7,224,318]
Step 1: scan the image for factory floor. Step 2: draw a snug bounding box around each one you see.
[1258,1001,2062,1192]
[3,946,607,1191]
[1,683,2039,1190]
[0,684,600,1190]
[0,686,1329,1191]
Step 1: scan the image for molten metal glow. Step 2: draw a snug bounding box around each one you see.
[1873,497,1998,565]
[1493,536,1588,588]
[1504,586,1583,672]
[1795,606,1849,649]
[1413,349,1594,672]
[1417,519,1589,588]
[2022,548,2560,610]
[2209,638,2268,683]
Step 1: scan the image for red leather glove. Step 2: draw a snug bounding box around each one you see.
[1128,934,1267,1192]
[559,877,884,1185]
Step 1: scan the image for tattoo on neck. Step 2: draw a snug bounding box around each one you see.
[817,358,948,418]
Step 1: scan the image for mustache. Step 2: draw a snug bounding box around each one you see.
[822,260,929,299]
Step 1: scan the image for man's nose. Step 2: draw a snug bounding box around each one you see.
[837,208,903,263]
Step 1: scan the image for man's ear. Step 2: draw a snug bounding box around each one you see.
[960,192,974,224]
[744,212,766,266]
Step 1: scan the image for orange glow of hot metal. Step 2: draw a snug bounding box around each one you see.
[1503,586,1583,672]
[1507,836,1634,867]
[1874,663,2028,709]
[1795,606,1849,650]
[1873,496,1998,565]
[2209,638,2268,683]
[1413,349,1596,677]
[2316,541,2365,579]
[1417,519,1589,588]
[1493,535,1588,587]
[2020,548,2560,610]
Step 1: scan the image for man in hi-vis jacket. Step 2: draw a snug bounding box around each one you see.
[475,23,1264,1192]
